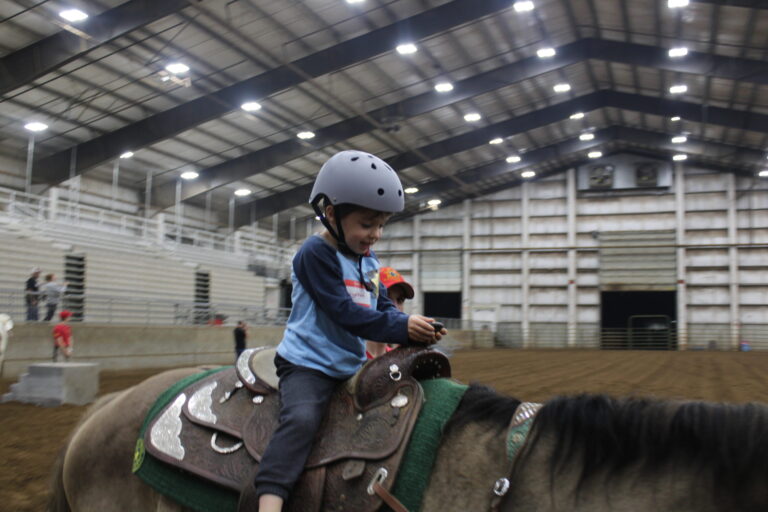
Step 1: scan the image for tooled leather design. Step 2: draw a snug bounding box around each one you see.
[353,347,451,411]
[145,347,443,512]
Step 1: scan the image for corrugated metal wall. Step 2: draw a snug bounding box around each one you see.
[376,166,768,349]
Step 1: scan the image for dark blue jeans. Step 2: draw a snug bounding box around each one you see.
[253,354,342,501]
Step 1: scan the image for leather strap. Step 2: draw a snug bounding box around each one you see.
[373,482,409,512]
[490,402,542,511]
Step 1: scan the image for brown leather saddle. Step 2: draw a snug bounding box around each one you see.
[143,346,451,512]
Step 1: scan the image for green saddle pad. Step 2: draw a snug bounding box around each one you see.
[132,369,467,512]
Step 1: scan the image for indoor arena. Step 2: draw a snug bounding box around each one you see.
[0,1,766,511]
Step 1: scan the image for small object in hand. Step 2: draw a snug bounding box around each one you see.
[431,322,444,334]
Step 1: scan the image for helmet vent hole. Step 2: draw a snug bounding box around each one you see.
[371,163,377,170]
[398,190,402,196]
[351,156,359,161]
[377,188,385,196]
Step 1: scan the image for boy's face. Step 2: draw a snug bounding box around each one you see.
[387,285,407,312]
[327,206,391,255]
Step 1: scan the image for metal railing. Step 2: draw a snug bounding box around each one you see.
[0,186,297,267]
[1,289,291,326]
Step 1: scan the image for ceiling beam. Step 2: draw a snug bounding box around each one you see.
[0,0,193,96]
[154,39,768,207]
[692,1,768,8]
[34,34,768,188]
[31,0,514,185]
[391,127,759,220]
[230,90,768,225]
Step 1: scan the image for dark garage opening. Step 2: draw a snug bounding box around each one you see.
[601,291,677,350]
[423,292,462,320]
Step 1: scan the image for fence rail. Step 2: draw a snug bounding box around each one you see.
[0,186,296,267]
[2,289,290,327]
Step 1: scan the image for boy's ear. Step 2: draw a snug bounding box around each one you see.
[324,204,336,222]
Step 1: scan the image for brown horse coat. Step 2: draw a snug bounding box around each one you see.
[50,370,768,512]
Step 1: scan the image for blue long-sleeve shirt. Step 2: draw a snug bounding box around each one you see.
[276,235,410,378]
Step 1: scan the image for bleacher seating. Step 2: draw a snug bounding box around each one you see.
[0,215,272,325]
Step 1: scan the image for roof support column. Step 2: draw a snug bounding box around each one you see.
[674,163,688,350]
[521,182,531,349]
[727,173,740,350]
[566,168,578,347]
[412,216,422,315]
[462,199,472,325]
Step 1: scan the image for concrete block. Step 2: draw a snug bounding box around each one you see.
[1,362,99,406]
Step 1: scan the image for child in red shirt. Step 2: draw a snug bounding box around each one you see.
[52,310,74,362]
[366,266,415,359]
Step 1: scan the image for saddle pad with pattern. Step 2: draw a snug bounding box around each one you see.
[138,364,424,512]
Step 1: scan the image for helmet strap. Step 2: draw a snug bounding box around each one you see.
[311,197,355,256]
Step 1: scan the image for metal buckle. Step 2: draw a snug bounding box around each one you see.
[210,432,243,454]
[367,467,389,495]
[389,364,402,381]
[493,477,510,497]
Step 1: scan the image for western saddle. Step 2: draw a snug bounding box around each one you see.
[143,345,451,512]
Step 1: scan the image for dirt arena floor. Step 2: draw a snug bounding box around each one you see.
[1,349,767,511]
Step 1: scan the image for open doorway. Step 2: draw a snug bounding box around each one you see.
[423,292,461,320]
[601,291,677,350]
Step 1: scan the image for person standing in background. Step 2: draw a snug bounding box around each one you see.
[366,266,415,358]
[52,310,74,362]
[233,320,248,362]
[25,267,41,321]
[41,273,68,322]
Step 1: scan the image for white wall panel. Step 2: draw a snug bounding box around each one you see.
[470,273,521,287]
[375,166,768,348]
[529,306,567,321]
[687,287,730,305]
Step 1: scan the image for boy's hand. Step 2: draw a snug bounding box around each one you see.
[407,315,445,344]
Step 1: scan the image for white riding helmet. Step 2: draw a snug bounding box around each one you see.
[309,150,405,213]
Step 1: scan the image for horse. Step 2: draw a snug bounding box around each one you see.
[48,364,768,512]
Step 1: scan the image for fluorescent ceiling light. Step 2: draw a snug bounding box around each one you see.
[521,170,536,178]
[346,0,365,3]
[427,199,442,206]
[668,0,689,7]
[570,112,585,120]
[297,131,315,140]
[537,47,556,58]
[434,82,454,93]
[673,154,688,161]
[668,47,689,58]
[241,101,262,112]
[669,84,688,94]
[553,83,571,93]
[404,187,419,194]
[165,62,189,74]
[119,151,134,159]
[234,188,252,197]
[464,112,482,122]
[671,135,687,144]
[396,43,418,55]
[59,9,88,22]
[579,132,595,141]
[513,1,535,12]
[671,116,681,122]
[24,122,48,132]
[489,138,503,145]
[588,151,602,159]
[506,155,522,163]
[759,170,768,177]
[181,171,199,180]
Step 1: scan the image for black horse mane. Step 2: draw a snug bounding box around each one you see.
[444,383,521,434]
[524,394,768,510]
[446,385,768,511]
